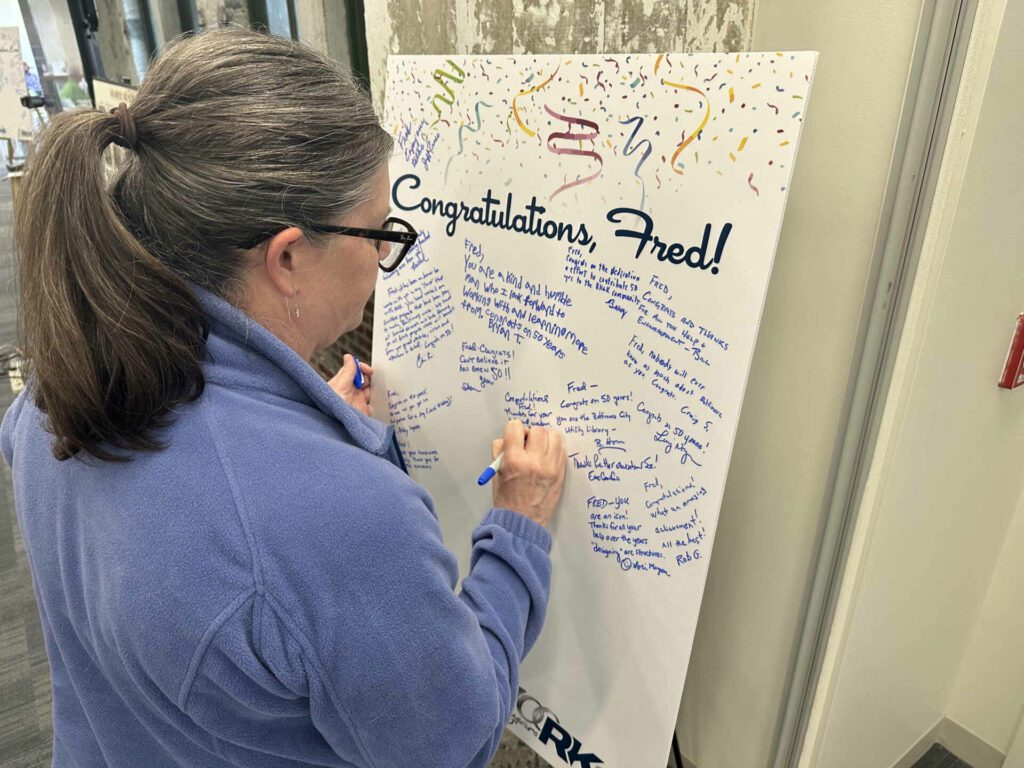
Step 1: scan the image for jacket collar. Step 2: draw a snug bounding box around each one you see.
[191,284,392,457]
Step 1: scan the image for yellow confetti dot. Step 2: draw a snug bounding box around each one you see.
[752,83,762,89]
[737,136,748,152]
[779,140,790,146]
[728,152,736,162]
[728,87,735,103]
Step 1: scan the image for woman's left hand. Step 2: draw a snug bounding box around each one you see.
[328,354,373,416]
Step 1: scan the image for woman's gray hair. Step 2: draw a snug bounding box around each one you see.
[15,26,393,461]
[116,26,393,295]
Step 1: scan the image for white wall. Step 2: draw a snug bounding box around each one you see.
[947,487,1024,751]
[678,2,927,765]
[804,0,1024,764]
[1006,719,1024,768]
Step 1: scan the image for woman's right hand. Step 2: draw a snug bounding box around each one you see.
[491,420,567,528]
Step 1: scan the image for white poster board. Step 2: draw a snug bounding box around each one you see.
[0,27,32,142]
[374,52,816,768]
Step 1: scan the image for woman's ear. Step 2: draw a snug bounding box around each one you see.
[263,227,306,296]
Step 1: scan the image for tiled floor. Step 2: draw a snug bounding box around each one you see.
[912,744,975,768]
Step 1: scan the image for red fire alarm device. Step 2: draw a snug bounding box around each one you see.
[998,313,1024,389]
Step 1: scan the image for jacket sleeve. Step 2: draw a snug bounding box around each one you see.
[261,468,553,768]
[1,389,29,466]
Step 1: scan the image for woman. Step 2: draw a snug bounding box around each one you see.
[2,27,566,767]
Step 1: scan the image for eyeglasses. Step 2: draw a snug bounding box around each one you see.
[238,216,418,273]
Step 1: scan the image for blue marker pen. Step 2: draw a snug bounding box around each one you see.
[353,357,364,389]
[477,452,503,486]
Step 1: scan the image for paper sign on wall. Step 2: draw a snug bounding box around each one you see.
[374,52,816,768]
[92,77,138,112]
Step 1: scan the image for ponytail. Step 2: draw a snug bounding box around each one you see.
[15,108,208,461]
[14,27,392,462]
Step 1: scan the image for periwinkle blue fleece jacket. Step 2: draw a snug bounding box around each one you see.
[0,286,552,767]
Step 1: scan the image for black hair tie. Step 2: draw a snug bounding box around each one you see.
[110,102,138,150]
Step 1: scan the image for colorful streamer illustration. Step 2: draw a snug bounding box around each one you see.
[544,104,603,200]
[444,101,492,183]
[654,54,712,174]
[429,60,466,126]
[620,116,653,210]
[512,65,560,138]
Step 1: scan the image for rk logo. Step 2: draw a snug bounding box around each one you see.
[515,688,605,768]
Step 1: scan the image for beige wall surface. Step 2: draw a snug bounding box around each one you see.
[942,5,1024,751]
[1007,719,1024,768]
[811,0,1024,765]
[678,2,929,765]
[948,485,1024,753]
[932,0,1024,753]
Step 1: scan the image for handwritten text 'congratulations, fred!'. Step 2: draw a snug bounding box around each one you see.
[392,173,734,275]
